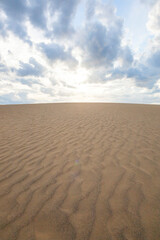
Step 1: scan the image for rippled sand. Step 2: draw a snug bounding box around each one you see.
[0,103,160,240]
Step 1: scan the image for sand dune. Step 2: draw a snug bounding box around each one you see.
[0,103,160,240]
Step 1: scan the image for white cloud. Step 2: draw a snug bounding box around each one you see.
[147,1,160,36]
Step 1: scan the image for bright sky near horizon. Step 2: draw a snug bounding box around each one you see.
[0,0,160,104]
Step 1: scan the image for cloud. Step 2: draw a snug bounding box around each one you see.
[39,43,77,67]
[0,0,29,40]
[140,0,158,6]
[119,47,133,68]
[0,0,27,21]
[29,0,47,30]
[0,0,80,40]
[127,66,158,88]
[86,0,96,20]
[148,50,160,68]
[0,0,47,40]
[109,60,160,88]
[147,1,160,36]
[16,78,40,86]
[0,93,23,104]
[29,0,80,37]
[80,21,123,69]
[99,0,160,89]
[78,2,134,84]
[0,0,160,104]
[0,17,7,37]
[0,64,7,72]
[49,0,80,37]
[17,58,44,77]
[132,0,160,87]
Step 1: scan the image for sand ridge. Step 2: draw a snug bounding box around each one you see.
[0,103,160,240]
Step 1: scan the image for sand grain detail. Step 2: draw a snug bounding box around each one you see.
[0,103,160,240]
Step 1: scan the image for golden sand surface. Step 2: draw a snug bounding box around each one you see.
[0,103,160,240]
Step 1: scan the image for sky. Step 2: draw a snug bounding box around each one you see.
[0,0,160,104]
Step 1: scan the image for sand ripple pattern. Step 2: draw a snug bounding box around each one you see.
[0,103,160,240]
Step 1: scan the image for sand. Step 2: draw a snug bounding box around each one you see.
[0,103,160,240]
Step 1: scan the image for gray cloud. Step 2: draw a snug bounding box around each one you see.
[0,0,80,40]
[0,0,27,21]
[0,0,29,40]
[125,48,160,87]
[148,50,160,68]
[80,20,123,69]
[77,0,159,89]
[29,0,47,30]
[39,43,68,61]
[86,0,96,20]
[8,21,30,42]
[49,0,80,37]
[17,58,44,77]
[120,47,133,68]
[127,66,155,87]
[109,61,160,88]
[77,2,135,85]
[0,64,7,72]
[16,78,41,86]
[39,43,77,67]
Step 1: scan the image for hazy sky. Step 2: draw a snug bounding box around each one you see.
[0,0,160,104]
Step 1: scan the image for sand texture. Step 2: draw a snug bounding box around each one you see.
[0,103,160,240]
